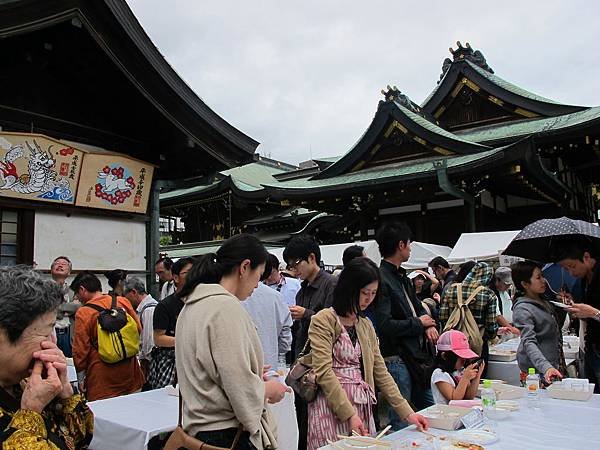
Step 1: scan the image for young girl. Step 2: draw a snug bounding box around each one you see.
[430,330,485,404]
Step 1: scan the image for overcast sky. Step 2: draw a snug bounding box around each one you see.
[127,1,600,165]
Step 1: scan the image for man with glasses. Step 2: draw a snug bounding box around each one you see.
[283,235,336,450]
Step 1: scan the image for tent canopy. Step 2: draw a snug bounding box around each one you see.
[448,230,521,263]
[270,240,451,269]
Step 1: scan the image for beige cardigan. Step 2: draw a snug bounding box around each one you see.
[305,308,414,422]
[175,284,277,450]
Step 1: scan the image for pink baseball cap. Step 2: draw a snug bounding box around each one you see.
[436,330,479,359]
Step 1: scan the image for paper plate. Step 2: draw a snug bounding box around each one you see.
[453,429,498,445]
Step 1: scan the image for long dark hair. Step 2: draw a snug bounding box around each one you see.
[180,234,269,297]
[332,257,380,317]
[511,260,542,298]
[435,350,460,375]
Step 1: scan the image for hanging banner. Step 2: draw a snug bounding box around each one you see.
[0,133,82,204]
[75,154,154,213]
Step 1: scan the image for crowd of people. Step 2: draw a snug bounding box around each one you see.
[1,221,600,449]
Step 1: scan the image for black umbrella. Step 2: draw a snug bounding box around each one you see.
[502,216,600,262]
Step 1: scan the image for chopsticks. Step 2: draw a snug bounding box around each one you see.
[375,425,391,439]
[420,429,437,439]
[336,434,391,446]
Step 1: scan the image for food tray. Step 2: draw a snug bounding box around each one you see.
[488,349,516,361]
[494,383,525,400]
[547,383,595,401]
[420,404,471,430]
[478,383,525,400]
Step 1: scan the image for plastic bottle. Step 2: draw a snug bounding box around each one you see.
[277,354,288,376]
[481,379,497,419]
[526,367,540,409]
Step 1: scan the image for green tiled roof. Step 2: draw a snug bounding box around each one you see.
[161,241,281,258]
[220,163,285,189]
[396,102,489,147]
[160,180,221,200]
[264,148,503,191]
[466,61,567,106]
[421,60,577,109]
[160,162,285,200]
[456,106,600,143]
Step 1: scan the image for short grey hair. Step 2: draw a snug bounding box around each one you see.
[0,266,63,343]
[123,276,147,296]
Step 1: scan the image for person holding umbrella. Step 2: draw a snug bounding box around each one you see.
[552,238,600,393]
[511,261,566,384]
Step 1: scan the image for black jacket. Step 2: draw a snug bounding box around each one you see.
[373,260,427,359]
[583,261,600,349]
[293,269,337,357]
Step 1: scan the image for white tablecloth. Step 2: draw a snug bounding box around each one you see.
[88,387,298,450]
[321,393,600,449]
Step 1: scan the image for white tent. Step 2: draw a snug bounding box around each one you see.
[270,241,378,268]
[402,242,452,269]
[270,240,451,269]
[447,230,521,263]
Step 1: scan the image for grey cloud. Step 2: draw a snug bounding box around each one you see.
[127,0,600,165]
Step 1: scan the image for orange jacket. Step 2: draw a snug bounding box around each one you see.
[73,294,144,401]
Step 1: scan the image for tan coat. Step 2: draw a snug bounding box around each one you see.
[305,308,414,422]
[175,284,277,450]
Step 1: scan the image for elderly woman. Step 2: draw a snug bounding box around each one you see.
[0,266,93,448]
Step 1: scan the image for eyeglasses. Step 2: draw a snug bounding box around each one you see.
[288,258,305,269]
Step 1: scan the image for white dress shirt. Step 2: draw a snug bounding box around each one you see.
[243,283,293,368]
[136,294,158,361]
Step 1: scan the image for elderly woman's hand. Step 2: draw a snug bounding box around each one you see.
[21,360,63,413]
[32,340,73,399]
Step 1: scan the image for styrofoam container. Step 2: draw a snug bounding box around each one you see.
[478,383,525,400]
[420,404,471,430]
[494,384,526,400]
[488,350,517,362]
[547,383,595,401]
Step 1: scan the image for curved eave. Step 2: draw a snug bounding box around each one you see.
[0,0,258,167]
[422,60,585,118]
[521,140,571,201]
[160,176,230,206]
[264,148,508,199]
[314,100,489,179]
[161,175,271,207]
[456,106,600,146]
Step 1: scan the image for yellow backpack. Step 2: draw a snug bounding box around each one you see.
[85,294,140,364]
[443,284,485,356]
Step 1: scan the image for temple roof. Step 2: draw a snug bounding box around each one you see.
[265,148,506,195]
[455,105,600,144]
[160,162,287,204]
[422,43,585,131]
[313,94,490,179]
[0,0,258,172]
